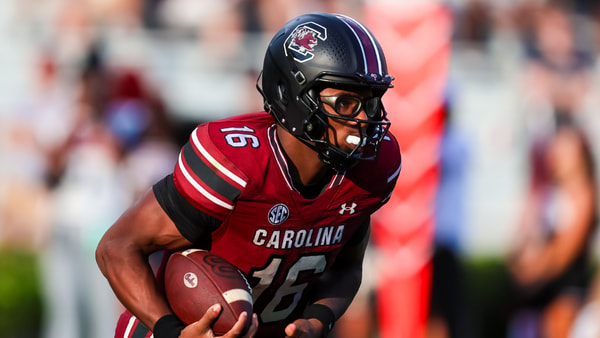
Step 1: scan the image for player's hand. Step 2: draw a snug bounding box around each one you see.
[284,318,323,338]
[179,304,258,338]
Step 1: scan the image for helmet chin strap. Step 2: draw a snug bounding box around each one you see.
[318,147,359,172]
[289,123,357,172]
[294,137,359,172]
[299,112,364,172]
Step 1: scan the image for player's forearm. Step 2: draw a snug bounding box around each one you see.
[310,264,362,319]
[96,239,172,329]
[97,190,194,330]
[310,226,370,319]
[298,266,362,338]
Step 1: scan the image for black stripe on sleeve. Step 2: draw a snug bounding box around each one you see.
[182,142,242,202]
[131,320,150,338]
[153,174,221,249]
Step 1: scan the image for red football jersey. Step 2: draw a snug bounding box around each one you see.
[171,112,401,336]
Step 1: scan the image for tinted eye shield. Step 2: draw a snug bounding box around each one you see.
[319,95,384,120]
[317,95,391,154]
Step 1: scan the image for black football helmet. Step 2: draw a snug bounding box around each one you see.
[257,12,394,171]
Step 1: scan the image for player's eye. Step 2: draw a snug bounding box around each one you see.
[334,96,361,116]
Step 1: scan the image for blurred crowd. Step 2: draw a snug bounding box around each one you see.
[2,0,600,338]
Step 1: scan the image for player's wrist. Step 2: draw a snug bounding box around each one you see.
[303,304,335,338]
[153,314,185,338]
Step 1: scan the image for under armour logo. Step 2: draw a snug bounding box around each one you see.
[339,203,357,215]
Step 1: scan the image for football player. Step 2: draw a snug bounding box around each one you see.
[96,12,401,338]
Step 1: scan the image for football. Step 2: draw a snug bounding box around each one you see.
[164,249,253,335]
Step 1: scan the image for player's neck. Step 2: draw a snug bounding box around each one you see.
[276,126,329,186]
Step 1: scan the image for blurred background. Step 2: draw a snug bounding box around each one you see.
[1,0,600,337]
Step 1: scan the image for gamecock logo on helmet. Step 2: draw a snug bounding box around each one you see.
[285,22,327,63]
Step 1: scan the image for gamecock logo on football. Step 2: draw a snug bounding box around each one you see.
[285,22,327,63]
[183,272,198,288]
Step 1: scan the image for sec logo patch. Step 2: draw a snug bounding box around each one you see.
[268,204,289,225]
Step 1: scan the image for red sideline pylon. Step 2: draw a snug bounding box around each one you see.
[366,3,451,338]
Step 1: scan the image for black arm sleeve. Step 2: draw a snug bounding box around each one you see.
[346,218,370,247]
[152,174,222,249]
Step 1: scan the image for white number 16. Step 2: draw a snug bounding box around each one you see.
[220,126,260,148]
[250,255,327,323]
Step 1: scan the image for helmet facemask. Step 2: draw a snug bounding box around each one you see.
[299,86,391,171]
